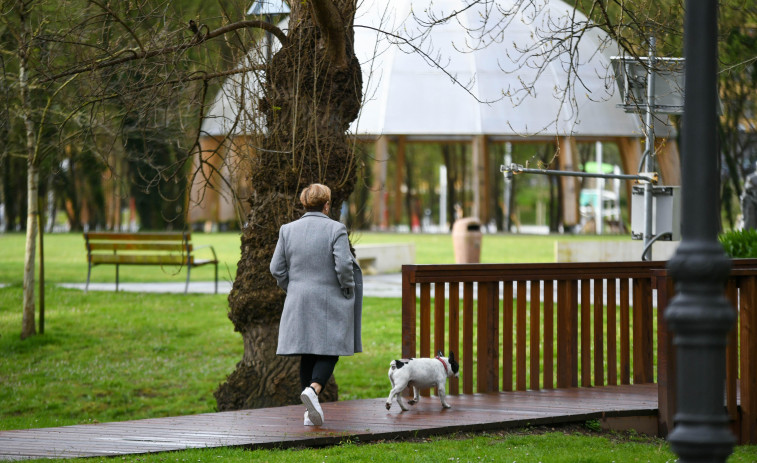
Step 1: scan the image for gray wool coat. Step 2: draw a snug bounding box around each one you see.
[270,212,363,357]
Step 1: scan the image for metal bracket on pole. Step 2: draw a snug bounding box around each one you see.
[500,164,665,260]
[500,164,657,184]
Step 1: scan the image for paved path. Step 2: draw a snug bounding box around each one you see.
[57,275,651,306]
[57,273,405,298]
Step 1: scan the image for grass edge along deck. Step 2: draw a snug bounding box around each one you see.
[0,384,657,461]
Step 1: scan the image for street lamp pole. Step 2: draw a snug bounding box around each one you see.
[665,1,736,461]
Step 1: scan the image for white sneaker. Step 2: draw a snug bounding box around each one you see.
[304,411,314,426]
[300,387,324,426]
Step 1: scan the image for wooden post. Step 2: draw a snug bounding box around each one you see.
[503,281,514,391]
[615,137,643,221]
[557,279,578,388]
[401,266,416,360]
[633,278,654,383]
[463,282,474,394]
[655,271,676,437]
[394,136,406,226]
[472,135,490,224]
[655,138,681,186]
[741,276,757,444]
[449,282,460,395]
[372,136,389,229]
[557,137,579,227]
[188,135,224,224]
[516,281,527,391]
[530,280,542,390]
[477,281,499,392]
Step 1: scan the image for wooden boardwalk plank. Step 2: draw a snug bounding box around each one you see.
[0,384,658,461]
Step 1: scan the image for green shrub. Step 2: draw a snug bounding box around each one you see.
[719,228,757,258]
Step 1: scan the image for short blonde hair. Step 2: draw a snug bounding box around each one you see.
[300,183,331,211]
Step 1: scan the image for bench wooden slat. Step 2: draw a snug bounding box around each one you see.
[88,243,188,252]
[91,255,187,265]
[86,232,188,241]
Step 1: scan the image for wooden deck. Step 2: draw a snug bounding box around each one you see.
[0,384,658,461]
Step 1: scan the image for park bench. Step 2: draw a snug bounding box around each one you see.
[83,232,218,294]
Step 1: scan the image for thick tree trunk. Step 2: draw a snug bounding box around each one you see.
[215,0,362,410]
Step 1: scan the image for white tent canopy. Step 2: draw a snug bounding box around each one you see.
[351,0,643,138]
[195,1,680,228]
[202,0,646,139]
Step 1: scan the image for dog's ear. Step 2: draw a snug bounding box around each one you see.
[449,351,460,374]
[436,350,444,357]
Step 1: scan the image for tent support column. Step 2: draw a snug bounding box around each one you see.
[394,136,406,227]
[372,135,390,230]
[557,136,579,228]
[655,139,681,186]
[188,135,224,225]
[472,135,490,225]
[616,137,643,223]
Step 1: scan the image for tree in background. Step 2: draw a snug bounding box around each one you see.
[0,0,282,339]
[719,11,757,228]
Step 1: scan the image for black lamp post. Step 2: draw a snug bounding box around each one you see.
[665,1,736,462]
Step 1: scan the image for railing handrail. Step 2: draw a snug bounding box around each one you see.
[403,260,669,283]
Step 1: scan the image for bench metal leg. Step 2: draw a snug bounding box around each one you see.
[185,265,191,295]
[86,263,92,293]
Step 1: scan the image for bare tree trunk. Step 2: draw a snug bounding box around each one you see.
[215,0,362,410]
[19,4,37,340]
[21,162,38,339]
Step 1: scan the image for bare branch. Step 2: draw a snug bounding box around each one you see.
[354,24,498,105]
[42,19,287,82]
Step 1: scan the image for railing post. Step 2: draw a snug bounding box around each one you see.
[449,282,460,395]
[557,280,578,388]
[462,282,474,394]
[724,281,739,436]
[477,282,499,393]
[632,278,654,383]
[516,281,527,391]
[543,280,554,389]
[530,280,542,390]
[502,281,514,392]
[401,265,416,359]
[654,270,676,437]
[741,276,757,443]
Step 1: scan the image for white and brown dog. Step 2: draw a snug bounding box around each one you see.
[385,351,459,411]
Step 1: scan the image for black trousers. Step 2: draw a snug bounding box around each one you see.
[300,354,339,391]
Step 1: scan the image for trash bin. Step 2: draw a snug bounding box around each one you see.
[452,217,482,263]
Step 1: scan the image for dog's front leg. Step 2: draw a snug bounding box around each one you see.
[438,383,451,409]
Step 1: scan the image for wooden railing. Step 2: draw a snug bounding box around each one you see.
[655,263,757,443]
[400,259,757,443]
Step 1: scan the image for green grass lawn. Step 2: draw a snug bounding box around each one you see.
[1,231,755,462]
[0,231,624,285]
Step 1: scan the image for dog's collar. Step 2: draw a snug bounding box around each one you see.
[435,356,449,374]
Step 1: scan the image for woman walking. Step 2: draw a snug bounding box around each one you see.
[269,183,363,426]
